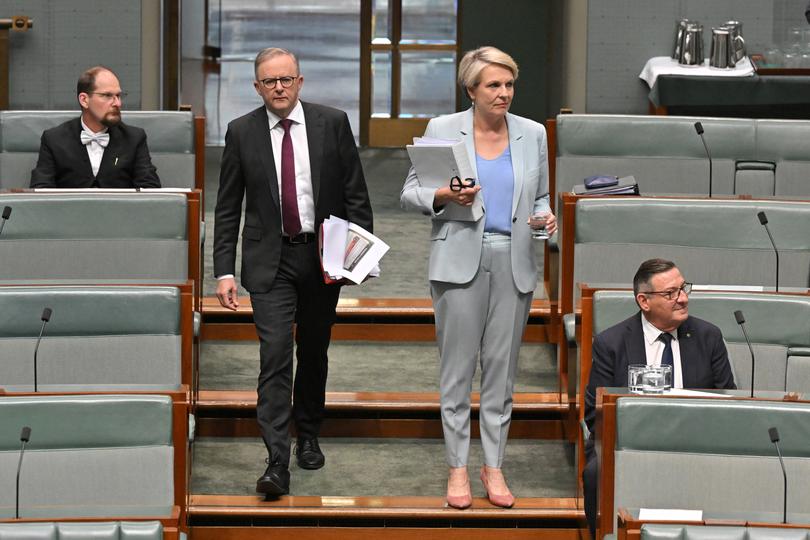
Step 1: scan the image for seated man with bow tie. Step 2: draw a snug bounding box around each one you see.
[582,258,736,538]
[30,66,160,188]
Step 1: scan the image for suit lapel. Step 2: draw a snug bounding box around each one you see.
[677,318,695,387]
[623,312,648,379]
[507,113,525,217]
[459,108,478,181]
[252,107,280,210]
[97,124,122,179]
[303,102,324,207]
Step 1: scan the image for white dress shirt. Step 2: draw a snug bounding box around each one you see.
[266,100,315,235]
[217,100,315,281]
[81,118,108,177]
[641,314,684,389]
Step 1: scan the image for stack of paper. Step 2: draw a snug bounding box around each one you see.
[406,137,483,221]
[320,215,389,284]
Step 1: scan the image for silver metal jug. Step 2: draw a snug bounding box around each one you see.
[672,18,693,60]
[679,23,704,65]
[710,27,736,68]
[723,20,746,62]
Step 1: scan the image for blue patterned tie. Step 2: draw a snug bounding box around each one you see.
[659,333,674,368]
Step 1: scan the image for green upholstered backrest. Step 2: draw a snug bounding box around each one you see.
[641,525,810,540]
[616,397,810,456]
[0,193,188,282]
[0,521,164,540]
[0,110,195,189]
[592,290,810,392]
[612,398,810,532]
[573,198,810,292]
[0,286,183,391]
[555,114,810,198]
[0,395,174,519]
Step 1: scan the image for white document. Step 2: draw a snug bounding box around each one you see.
[321,215,389,284]
[664,389,729,398]
[406,137,483,222]
[638,508,703,521]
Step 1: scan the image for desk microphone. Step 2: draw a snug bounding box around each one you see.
[15,426,31,519]
[0,205,11,237]
[757,211,779,292]
[33,307,52,392]
[768,427,788,524]
[734,310,755,398]
[694,122,713,197]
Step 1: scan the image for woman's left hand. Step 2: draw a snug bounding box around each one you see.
[544,212,558,236]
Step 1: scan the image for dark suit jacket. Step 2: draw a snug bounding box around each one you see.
[584,312,736,453]
[30,117,160,188]
[213,101,373,293]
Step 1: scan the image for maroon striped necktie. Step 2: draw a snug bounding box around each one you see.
[280,118,301,237]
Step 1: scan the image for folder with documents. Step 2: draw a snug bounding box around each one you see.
[319,215,389,284]
[406,137,483,221]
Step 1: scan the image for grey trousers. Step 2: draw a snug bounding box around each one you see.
[431,233,533,468]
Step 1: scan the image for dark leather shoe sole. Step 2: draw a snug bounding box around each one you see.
[256,476,289,496]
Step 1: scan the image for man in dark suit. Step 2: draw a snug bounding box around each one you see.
[583,258,736,538]
[213,47,373,498]
[30,66,160,188]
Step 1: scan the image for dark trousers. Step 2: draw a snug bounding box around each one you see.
[250,240,341,466]
[583,442,598,539]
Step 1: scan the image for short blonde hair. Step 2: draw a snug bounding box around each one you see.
[457,46,518,92]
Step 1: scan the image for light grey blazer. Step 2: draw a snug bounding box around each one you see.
[400,107,551,294]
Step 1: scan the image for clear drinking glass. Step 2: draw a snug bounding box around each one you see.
[530,211,551,239]
[641,365,673,394]
[628,364,647,394]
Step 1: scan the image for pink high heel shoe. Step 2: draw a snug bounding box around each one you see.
[480,466,515,508]
[446,467,472,509]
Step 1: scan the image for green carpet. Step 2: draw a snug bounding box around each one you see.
[191,437,576,498]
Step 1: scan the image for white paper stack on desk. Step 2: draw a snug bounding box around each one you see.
[406,137,483,221]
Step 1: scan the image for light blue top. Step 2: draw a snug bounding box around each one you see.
[476,146,514,235]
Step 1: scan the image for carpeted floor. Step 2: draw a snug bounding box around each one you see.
[191,437,576,498]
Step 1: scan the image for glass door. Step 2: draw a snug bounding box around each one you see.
[361,0,459,146]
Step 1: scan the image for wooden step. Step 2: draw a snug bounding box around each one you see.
[198,390,566,414]
[189,493,583,520]
[201,297,558,342]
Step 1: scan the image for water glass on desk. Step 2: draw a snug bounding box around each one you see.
[529,211,551,240]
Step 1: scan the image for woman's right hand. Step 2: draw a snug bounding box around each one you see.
[433,184,481,211]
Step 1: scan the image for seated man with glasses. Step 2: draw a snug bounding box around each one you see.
[31,66,160,188]
[582,258,736,538]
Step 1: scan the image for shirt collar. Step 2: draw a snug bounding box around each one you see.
[266,100,305,129]
[80,118,108,135]
[641,312,678,345]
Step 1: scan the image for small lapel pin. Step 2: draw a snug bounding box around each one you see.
[686,332,691,338]
[114,157,119,166]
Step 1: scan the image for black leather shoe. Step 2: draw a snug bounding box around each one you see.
[295,438,325,470]
[256,462,290,497]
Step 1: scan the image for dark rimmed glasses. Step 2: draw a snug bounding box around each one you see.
[449,176,476,192]
[643,282,693,301]
[259,76,298,89]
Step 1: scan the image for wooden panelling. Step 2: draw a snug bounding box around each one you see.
[190,527,583,540]
[196,417,565,439]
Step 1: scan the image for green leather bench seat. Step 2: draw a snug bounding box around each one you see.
[0,286,183,391]
[0,395,174,519]
[0,193,188,282]
[0,110,195,190]
[612,398,810,533]
[555,114,810,198]
[574,198,810,294]
[0,521,164,540]
[592,290,810,392]
[642,524,810,540]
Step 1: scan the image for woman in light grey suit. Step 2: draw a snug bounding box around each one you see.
[401,46,557,509]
